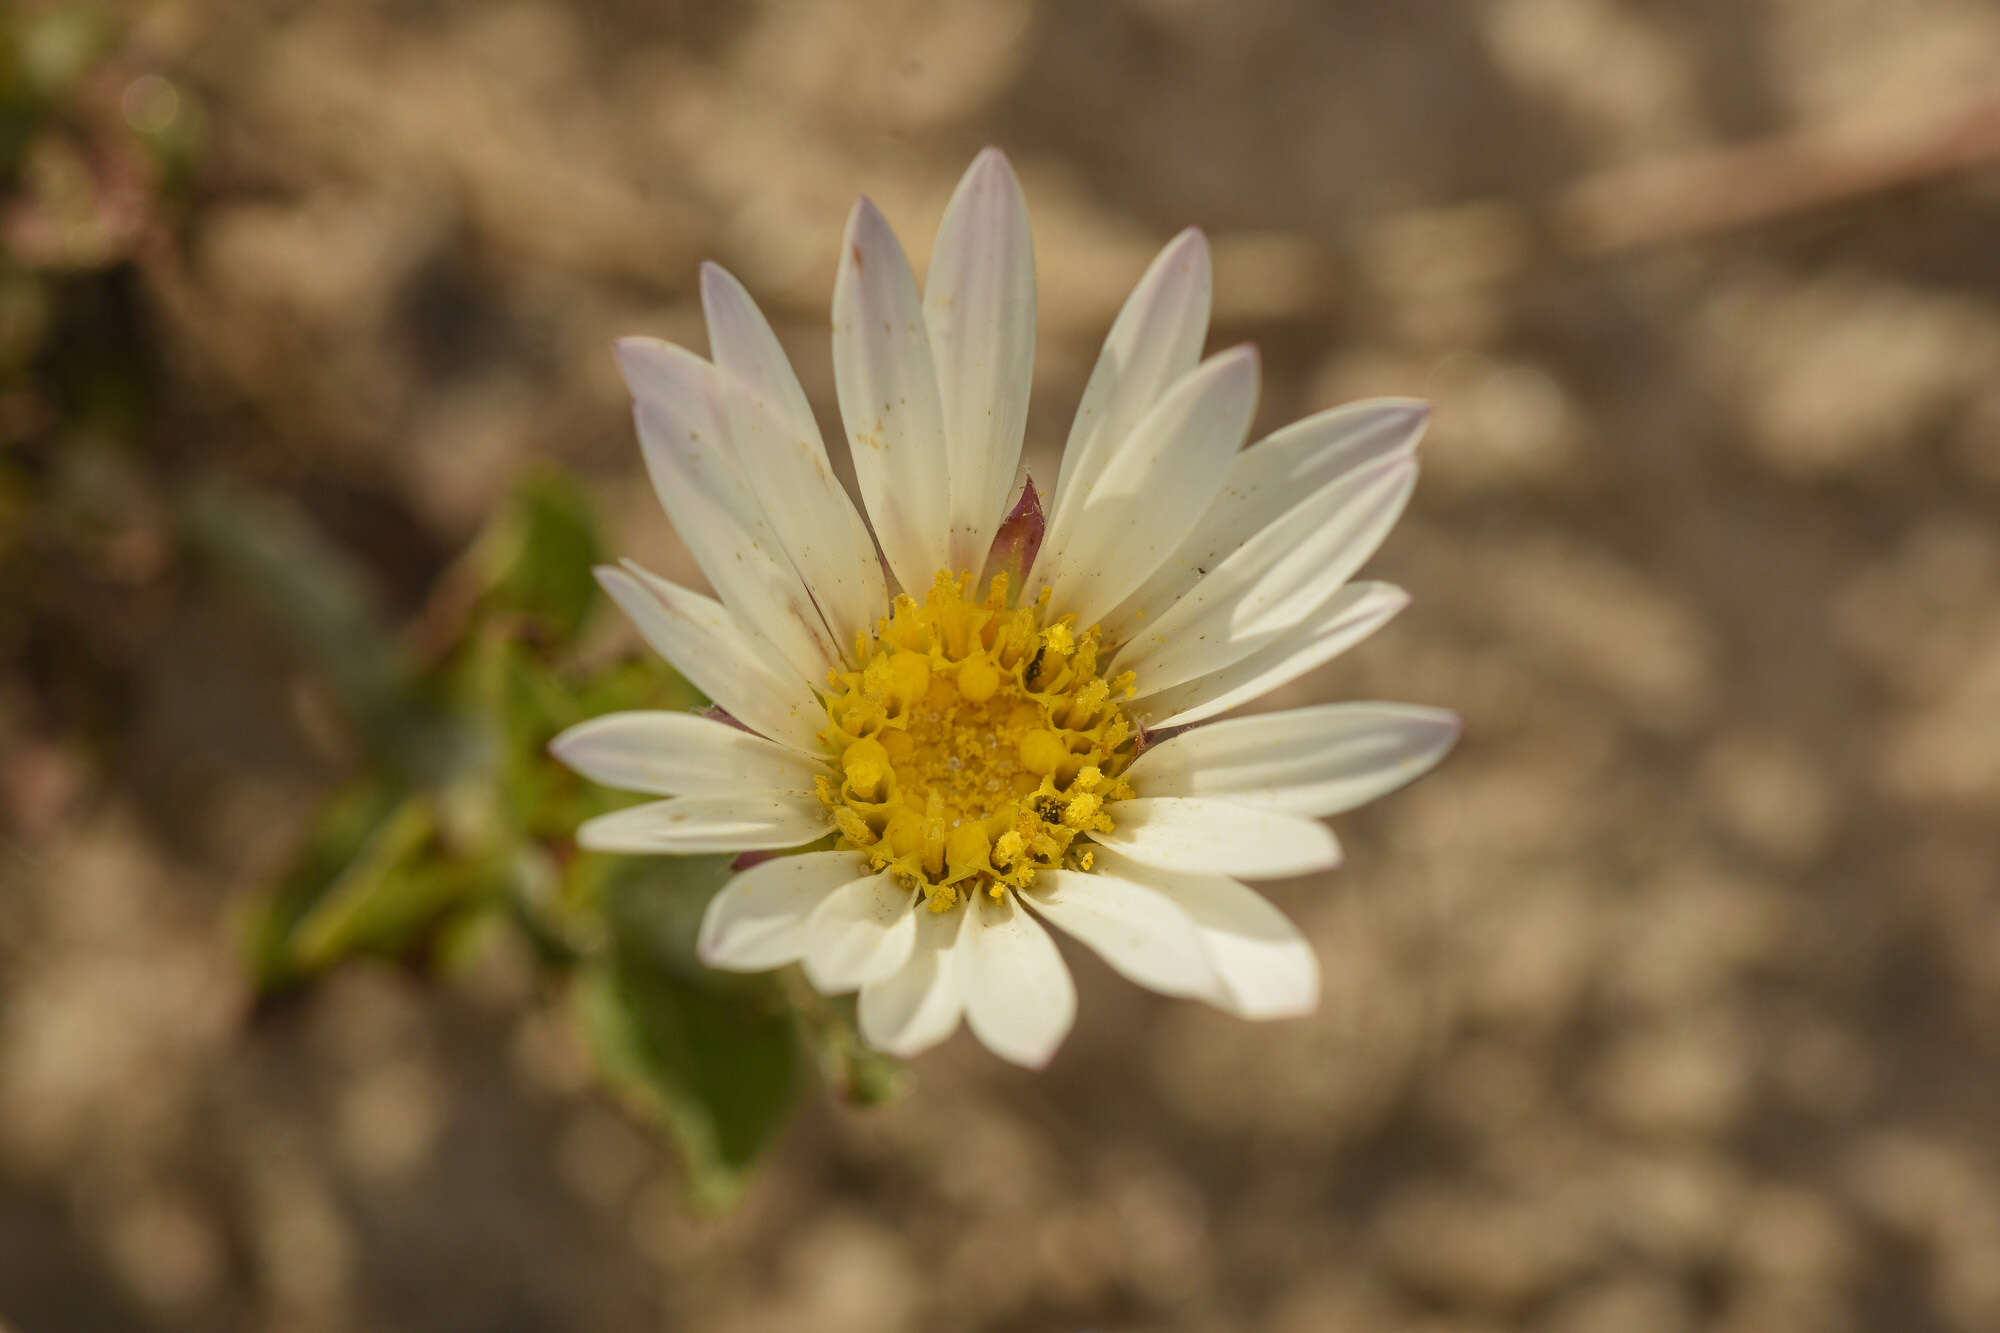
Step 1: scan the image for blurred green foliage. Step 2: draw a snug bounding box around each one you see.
[5,3,894,1210]
[209,474,902,1208]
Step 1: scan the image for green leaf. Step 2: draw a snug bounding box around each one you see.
[290,799,501,972]
[596,851,734,976]
[242,784,508,988]
[241,780,404,990]
[574,954,800,1212]
[569,852,802,1209]
[452,624,698,842]
[478,472,603,646]
[286,794,435,969]
[506,839,601,965]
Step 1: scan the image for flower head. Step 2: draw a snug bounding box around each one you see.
[551,149,1457,1066]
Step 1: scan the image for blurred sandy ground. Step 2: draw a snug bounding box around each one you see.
[5,0,2000,1330]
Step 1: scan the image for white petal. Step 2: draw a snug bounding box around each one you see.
[959,890,1076,1068]
[697,261,822,457]
[833,197,952,594]
[858,903,967,1057]
[1044,346,1260,626]
[576,793,830,854]
[1124,702,1460,816]
[1024,868,1216,999]
[1134,582,1410,730]
[800,874,919,993]
[549,711,828,796]
[595,564,825,753]
[697,851,864,972]
[1102,399,1428,640]
[615,339,840,683]
[1090,797,1341,879]
[1033,228,1211,590]
[925,148,1035,574]
[1112,456,1416,694]
[1090,846,1318,1019]
[700,264,888,658]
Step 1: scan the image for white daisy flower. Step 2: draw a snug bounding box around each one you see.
[551,149,1456,1068]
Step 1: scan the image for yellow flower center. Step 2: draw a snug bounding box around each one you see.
[816,570,1137,912]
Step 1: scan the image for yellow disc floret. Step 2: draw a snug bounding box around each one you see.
[816,570,1138,911]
